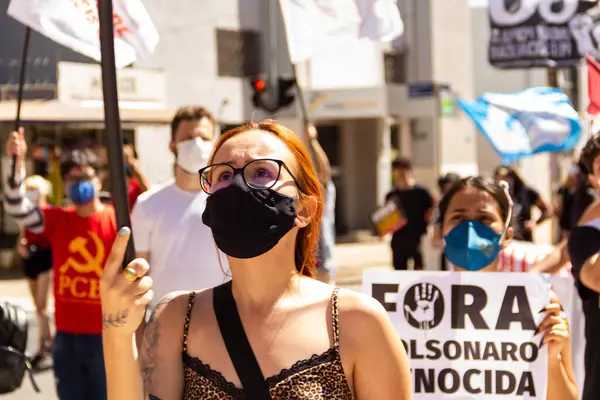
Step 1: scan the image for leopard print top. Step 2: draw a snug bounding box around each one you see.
[181,287,353,399]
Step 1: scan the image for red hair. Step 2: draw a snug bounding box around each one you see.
[209,120,323,278]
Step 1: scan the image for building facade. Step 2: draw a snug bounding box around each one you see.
[0,0,478,244]
[135,0,479,235]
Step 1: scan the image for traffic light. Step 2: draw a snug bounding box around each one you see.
[249,76,297,113]
[277,77,296,109]
[251,78,267,110]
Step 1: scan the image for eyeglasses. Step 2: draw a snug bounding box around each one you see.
[198,158,304,195]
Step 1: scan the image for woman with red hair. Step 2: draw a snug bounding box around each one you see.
[99,121,412,399]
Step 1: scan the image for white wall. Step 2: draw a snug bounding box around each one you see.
[307,41,384,89]
[401,0,433,82]
[431,0,479,180]
[134,0,267,123]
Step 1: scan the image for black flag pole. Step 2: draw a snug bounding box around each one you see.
[98,0,136,266]
[8,27,32,187]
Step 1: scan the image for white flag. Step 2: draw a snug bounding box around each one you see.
[8,0,159,68]
[279,0,404,64]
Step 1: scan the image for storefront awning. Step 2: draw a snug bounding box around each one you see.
[0,100,175,124]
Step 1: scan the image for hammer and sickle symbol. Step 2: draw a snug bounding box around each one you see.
[59,231,105,277]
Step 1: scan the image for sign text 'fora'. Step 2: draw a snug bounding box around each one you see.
[373,283,537,331]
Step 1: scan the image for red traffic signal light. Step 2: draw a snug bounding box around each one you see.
[248,76,296,113]
[250,77,267,110]
[253,79,266,92]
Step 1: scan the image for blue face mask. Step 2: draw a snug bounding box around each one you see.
[443,220,504,271]
[69,180,96,205]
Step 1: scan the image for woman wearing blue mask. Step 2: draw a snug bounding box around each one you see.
[438,176,577,400]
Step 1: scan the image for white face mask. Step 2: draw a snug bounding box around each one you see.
[176,138,213,174]
[25,190,40,205]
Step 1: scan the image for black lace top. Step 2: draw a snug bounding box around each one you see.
[181,288,353,399]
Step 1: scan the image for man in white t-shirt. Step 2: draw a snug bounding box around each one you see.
[132,106,228,342]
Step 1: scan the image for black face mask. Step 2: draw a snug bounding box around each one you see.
[202,175,298,259]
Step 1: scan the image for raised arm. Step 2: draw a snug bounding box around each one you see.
[3,129,44,233]
[529,240,569,275]
[534,195,553,225]
[306,124,332,186]
[100,228,185,400]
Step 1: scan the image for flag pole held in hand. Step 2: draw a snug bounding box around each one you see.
[98,0,136,267]
[9,27,31,187]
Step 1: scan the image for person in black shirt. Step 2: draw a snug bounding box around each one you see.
[566,134,600,400]
[384,157,433,270]
[494,165,553,242]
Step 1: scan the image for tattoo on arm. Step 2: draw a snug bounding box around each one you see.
[140,294,176,392]
[102,309,129,329]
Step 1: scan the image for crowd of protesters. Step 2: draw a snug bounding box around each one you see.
[5,107,600,399]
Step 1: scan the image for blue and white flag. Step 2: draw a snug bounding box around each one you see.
[457,87,582,165]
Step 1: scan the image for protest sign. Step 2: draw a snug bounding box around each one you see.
[369,200,407,237]
[363,270,550,399]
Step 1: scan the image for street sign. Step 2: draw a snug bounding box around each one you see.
[408,82,436,98]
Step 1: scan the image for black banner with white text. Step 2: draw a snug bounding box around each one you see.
[488,0,600,69]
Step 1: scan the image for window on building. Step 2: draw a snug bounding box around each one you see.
[216,29,262,78]
[383,52,407,84]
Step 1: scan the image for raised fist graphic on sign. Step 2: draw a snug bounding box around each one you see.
[403,283,444,330]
